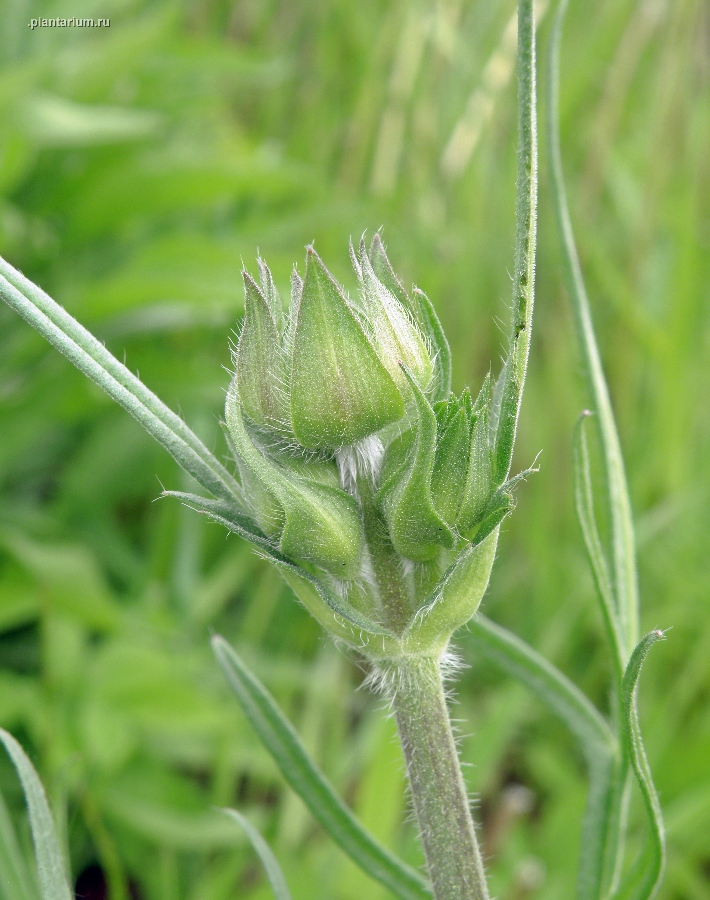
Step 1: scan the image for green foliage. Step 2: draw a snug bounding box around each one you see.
[0,0,707,897]
[222,810,292,900]
[0,728,73,900]
[213,637,429,900]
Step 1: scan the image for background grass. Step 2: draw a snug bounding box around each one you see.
[0,0,708,897]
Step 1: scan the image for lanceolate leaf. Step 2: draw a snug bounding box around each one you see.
[212,637,430,900]
[573,413,625,682]
[547,0,638,660]
[0,261,242,505]
[465,616,615,761]
[222,810,291,900]
[613,631,666,900]
[464,615,623,900]
[0,729,73,900]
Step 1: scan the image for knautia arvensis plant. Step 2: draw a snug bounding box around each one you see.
[218,236,531,897]
[0,1,667,898]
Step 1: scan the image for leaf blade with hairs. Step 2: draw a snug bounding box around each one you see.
[613,631,666,900]
[491,0,538,483]
[573,413,625,682]
[0,260,241,505]
[211,637,430,900]
[466,615,615,760]
[546,0,638,659]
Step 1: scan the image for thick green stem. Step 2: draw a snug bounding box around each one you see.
[388,656,489,900]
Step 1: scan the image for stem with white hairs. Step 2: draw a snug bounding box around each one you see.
[385,657,489,900]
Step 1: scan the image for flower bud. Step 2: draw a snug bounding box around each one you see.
[378,365,455,561]
[290,247,404,449]
[226,384,364,577]
[236,272,288,429]
[455,375,494,534]
[368,233,451,402]
[221,242,526,647]
[430,403,470,524]
[356,238,433,394]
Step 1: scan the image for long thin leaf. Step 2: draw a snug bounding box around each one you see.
[492,0,538,483]
[211,636,430,900]
[222,809,291,900]
[0,260,241,505]
[573,413,625,683]
[547,0,638,660]
[0,729,73,900]
[464,615,621,900]
[613,631,666,900]
[0,789,37,900]
[466,615,615,761]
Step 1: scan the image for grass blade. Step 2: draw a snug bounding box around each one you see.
[613,631,666,900]
[547,0,638,659]
[211,636,430,900]
[492,0,538,483]
[0,729,73,900]
[573,413,625,683]
[222,809,291,900]
[0,260,242,505]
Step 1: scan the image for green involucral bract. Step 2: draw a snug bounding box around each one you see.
[225,239,529,655]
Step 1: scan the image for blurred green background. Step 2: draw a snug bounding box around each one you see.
[0,0,708,897]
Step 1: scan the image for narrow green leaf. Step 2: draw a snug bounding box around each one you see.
[0,260,242,505]
[222,809,291,900]
[464,615,625,900]
[547,0,638,659]
[492,0,538,482]
[613,631,666,900]
[0,729,73,900]
[0,789,37,900]
[211,637,430,900]
[162,490,277,553]
[465,616,615,762]
[573,413,625,683]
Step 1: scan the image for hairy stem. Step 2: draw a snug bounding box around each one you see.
[387,656,489,900]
